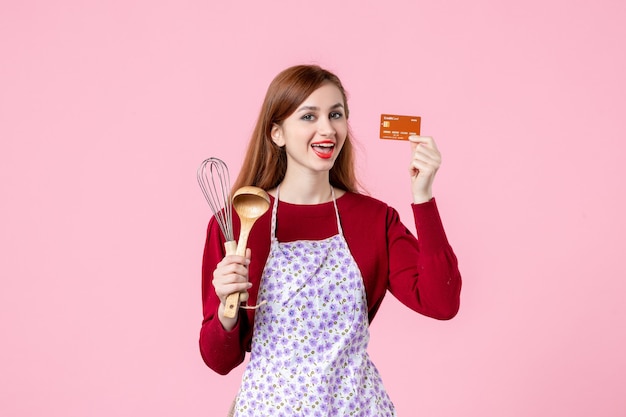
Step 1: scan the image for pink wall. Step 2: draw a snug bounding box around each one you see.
[2,1,625,416]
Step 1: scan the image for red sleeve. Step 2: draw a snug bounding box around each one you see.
[386,198,461,320]
[198,217,247,375]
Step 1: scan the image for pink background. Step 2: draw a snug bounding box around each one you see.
[2,1,625,416]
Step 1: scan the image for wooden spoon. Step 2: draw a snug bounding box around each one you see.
[223,186,270,318]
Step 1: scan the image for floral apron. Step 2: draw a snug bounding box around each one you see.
[234,187,396,416]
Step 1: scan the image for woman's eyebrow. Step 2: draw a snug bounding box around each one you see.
[296,103,345,112]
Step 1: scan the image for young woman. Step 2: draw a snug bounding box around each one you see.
[200,65,462,416]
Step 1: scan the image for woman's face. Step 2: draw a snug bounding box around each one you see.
[271,83,348,176]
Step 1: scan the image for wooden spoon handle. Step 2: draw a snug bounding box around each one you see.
[236,221,252,257]
[223,293,240,318]
[223,240,240,319]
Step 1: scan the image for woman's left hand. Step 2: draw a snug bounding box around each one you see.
[408,135,441,204]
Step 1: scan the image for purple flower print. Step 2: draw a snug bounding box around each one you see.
[348,400,357,411]
[264,292,276,303]
[310,274,323,286]
[337,320,347,332]
[340,302,351,315]
[255,345,265,357]
[289,318,298,330]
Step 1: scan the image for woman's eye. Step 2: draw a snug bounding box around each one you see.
[330,112,343,119]
[301,114,315,121]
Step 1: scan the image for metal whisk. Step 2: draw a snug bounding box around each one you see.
[197,158,236,250]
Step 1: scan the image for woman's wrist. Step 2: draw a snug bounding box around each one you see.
[412,191,433,204]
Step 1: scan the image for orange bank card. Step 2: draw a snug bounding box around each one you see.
[379,114,421,140]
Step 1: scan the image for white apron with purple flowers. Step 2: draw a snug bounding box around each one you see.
[233,187,396,416]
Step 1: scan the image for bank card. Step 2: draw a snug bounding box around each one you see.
[379,114,421,140]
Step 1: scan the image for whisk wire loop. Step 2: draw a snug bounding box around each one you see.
[197,158,234,242]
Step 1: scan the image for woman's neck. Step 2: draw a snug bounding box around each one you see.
[273,172,334,205]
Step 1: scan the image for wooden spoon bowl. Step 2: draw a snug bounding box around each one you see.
[232,186,271,228]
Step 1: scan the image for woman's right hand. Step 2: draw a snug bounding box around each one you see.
[212,248,252,329]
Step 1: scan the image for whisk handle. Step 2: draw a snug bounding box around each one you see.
[224,240,237,256]
[223,240,240,318]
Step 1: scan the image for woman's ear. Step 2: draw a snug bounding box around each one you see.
[271,124,285,147]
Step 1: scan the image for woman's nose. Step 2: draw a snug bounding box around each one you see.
[318,118,336,136]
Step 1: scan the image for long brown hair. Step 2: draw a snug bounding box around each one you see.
[232,65,361,193]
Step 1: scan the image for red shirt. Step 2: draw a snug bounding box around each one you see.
[200,193,461,375]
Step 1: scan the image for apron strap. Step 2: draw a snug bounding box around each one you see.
[330,186,343,236]
[270,186,280,241]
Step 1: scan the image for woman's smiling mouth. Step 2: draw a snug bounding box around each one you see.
[311,141,335,159]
